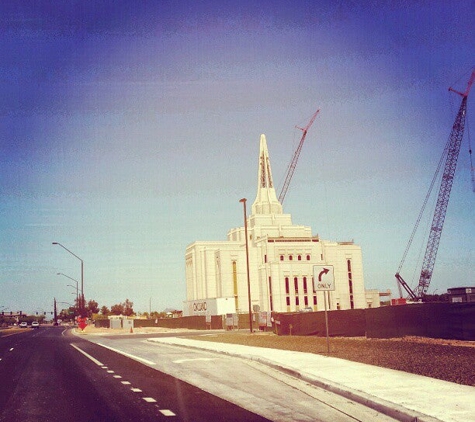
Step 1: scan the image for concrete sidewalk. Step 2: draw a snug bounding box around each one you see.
[147,337,474,422]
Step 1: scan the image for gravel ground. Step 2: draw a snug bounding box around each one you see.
[186,332,475,387]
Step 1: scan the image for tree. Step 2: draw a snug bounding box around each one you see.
[100,306,110,316]
[110,299,134,317]
[87,300,99,316]
[123,299,134,316]
[110,303,124,315]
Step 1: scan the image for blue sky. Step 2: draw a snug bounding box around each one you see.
[1,1,474,314]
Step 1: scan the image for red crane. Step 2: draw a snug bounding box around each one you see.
[278,109,320,204]
[396,70,475,300]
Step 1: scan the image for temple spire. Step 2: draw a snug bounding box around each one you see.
[252,134,283,215]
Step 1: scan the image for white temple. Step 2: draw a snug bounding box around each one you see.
[184,134,379,316]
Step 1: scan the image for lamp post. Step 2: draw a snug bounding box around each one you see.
[240,198,253,333]
[52,242,84,316]
[57,273,79,311]
[57,301,75,324]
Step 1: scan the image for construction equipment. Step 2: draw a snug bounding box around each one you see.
[278,109,320,204]
[395,71,475,300]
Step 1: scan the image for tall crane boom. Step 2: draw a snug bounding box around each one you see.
[278,109,320,204]
[396,70,475,299]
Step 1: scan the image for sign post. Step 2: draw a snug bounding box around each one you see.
[313,265,335,354]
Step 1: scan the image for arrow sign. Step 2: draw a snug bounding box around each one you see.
[313,265,335,291]
[318,268,329,281]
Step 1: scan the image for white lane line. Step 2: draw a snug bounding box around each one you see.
[9,348,14,352]
[143,397,156,403]
[160,410,176,416]
[131,388,142,393]
[113,375,122,379]
[70,344,104,366]
[173,357,215,364]
[96,343,156,366]
[107,370,115,373]
[121,381,131,385]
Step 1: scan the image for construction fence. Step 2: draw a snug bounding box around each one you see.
[93,302,475,340]
[273,302,475,340]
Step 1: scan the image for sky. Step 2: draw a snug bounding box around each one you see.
[1,0,474,315]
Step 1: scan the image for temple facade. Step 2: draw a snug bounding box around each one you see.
[184,134,379,316]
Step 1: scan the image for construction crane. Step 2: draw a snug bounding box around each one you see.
[395,70,475,300]
[278,109,320,204]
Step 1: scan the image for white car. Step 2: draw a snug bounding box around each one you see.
[31,321,40,328]
[19,321,28,328]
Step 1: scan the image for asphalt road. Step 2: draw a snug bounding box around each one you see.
[0,327,269,422]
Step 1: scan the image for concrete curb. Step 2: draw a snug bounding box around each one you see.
[146,338,441,422]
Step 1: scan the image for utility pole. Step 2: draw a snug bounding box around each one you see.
[240,198,253,333]
[53,298,58,325]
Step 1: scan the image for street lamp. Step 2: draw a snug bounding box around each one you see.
[57,273,79,309]
[240,198,253,333]
[57,301,75,324]
[52,242,84,316]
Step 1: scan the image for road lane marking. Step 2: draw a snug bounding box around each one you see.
[96,343,156,366]
[107,370,115,373]
[160,410,176,416]
[9,348,14,352]
[173,357,215,364]
[70,344,104,366]
[70,343,179,417]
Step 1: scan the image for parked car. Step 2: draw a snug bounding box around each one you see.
[19,321,28,328]
[31,321,40,328]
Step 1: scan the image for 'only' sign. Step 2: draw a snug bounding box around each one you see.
[313,265,335,291]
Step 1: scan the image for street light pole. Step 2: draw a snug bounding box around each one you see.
[52,242,84,316]
[240,198,253,333]
[57,273,79,311]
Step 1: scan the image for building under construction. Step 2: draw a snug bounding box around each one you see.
[183,134,380,316]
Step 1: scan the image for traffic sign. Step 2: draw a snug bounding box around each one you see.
[77,317,87,331]
[313,265,335,291]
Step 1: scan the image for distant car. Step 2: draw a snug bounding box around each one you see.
[300,307,313,313]
[19,321,28,328]
[31,321,39,328]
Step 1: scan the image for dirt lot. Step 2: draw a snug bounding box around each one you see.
[185,331,475,387]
